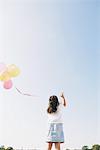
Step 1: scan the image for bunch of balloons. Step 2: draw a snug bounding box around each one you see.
[0,63,20,89]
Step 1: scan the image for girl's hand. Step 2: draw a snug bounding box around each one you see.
[60,92,67,107]
[60,92,64,98]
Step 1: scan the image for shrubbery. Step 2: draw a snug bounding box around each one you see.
[0,146,14,150]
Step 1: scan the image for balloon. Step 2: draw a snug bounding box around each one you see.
[0,71,11,81]
[0,63,20,90]
[0,63,7,74]
[3,80,13,89]
[7,64,20,77]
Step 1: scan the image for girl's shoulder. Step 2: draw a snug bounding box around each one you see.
[57,102,64,112]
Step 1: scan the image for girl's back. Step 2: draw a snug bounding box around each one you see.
[47,102,63,123]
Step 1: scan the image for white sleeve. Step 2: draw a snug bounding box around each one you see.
[59,97,65,105]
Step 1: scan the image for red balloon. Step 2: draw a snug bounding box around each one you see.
[3,80,13,89]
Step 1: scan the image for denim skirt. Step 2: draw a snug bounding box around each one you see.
[46,123,64,143]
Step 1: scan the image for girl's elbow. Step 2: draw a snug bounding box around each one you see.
[64,103,67,107]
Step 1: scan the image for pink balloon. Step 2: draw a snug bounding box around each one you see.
[0,63,7,73]
[3,80,13,89]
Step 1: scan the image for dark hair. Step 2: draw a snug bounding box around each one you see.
[47,95,59,114]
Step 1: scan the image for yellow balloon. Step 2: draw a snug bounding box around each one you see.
[0,71,11,81]
[7,64,20,77]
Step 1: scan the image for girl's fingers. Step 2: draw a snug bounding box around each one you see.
[60,92,64,98]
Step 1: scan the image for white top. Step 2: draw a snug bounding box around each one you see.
[47,103,64,123]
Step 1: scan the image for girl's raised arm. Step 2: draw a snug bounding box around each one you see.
[60,92,67,107]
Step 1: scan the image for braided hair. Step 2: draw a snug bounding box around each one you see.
[47,95,59,114]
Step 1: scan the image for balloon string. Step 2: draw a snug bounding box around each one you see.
[15,87,38,97]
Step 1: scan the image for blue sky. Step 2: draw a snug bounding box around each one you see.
[0,0,99,149]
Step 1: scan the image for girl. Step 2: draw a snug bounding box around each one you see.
[46,92,67,150]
